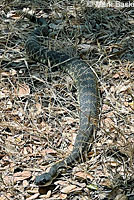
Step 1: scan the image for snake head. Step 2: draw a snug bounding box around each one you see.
[35,172,53,186]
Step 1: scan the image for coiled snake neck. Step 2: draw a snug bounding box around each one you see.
[25,15,100,186]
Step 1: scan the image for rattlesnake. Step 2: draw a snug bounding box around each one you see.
[25,14,100,186]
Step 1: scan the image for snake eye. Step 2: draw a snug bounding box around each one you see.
[35,172,52,186]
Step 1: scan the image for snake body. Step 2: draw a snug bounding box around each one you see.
[25,15,100,186]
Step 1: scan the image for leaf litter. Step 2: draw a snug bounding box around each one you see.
[0,0,134,200]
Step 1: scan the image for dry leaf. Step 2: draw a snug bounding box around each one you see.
[106,161,119,167]
[114,194,128,200]
[61,184,82,194]
[6,101,12,109]
[61,185,77,194]
[58,194,67,199]
[55,180,67,186]
[3,175,13,185]
[113,73,120,79]
[0,196,6,200]
[104,117,115,128]
[10,69,17,75]
[41,148,57,156]
[26,189,39,194]
[102,104,111,111]
[40,190,51,199]
[15,84,30,97]
[101,179,112,187]
[0,71,10,76]
[35,103,42,114]
[26,193,39,200]
[0,195,12,200]
[128,101,134,110]
[75,171,93,181]
[49,193,67,199]
[46,190,51,198]
[23,180,29,187]
[13,171,31,182]
[117,85,130,93]
[0,91,7,99]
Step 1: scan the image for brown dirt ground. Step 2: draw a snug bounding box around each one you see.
[0,1,134,200]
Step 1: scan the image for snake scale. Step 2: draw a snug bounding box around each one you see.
[25,14,100,186]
